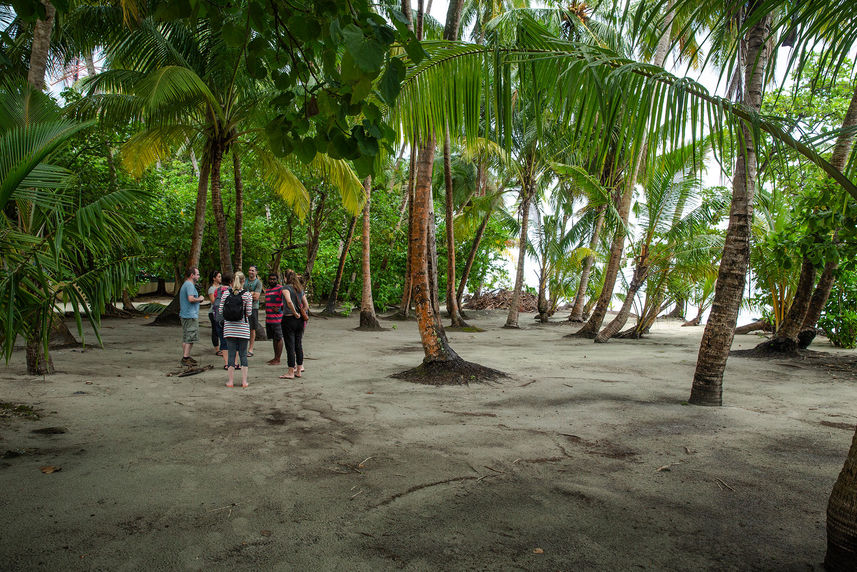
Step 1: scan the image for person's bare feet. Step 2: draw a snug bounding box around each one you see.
[226,382,233,388]
[267,359,280,365]
[242,382,248,388]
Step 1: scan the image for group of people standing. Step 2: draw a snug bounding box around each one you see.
[178,265,309,388]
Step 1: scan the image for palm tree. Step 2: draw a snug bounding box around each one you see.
[81,17,363,322]
[0,80,143,374]
[358,175,382,329]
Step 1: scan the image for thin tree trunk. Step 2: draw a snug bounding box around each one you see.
[505,178,533,328]
[209,141,233,276]
[759,258,816,351]
[324,216,358,315]
[666,296,686,319]
[395,141,418,319]
[443,123,468,327]
[27,1,56,91]
[595,255,649,342]
[457,211,490,310]
[569,205,605,321]
[359,176,382,329]
[427,198,440,316]
[153,151,211,325]
[690,13,771,406]
[411,139,459,363]
[232,147,244,271]
[574,187,632,337]
[305,189,327,296]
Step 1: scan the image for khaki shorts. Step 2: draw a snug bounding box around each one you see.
[181,318,199,343]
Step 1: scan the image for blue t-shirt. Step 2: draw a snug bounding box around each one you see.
[179,280,201,319]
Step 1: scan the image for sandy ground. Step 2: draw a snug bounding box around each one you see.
[1,307,856,571]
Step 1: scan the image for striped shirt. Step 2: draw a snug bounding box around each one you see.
[265,285,285,324]
[218,290,253,339]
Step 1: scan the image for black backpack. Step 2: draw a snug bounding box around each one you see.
[222,289,246,321]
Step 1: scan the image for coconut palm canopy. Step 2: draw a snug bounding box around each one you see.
[2,0,857,567]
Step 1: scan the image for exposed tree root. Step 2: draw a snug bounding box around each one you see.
[391,359,507,385]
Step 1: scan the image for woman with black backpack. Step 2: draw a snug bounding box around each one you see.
[218,271,253,388]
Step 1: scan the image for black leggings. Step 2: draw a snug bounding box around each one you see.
[282,316,304,368]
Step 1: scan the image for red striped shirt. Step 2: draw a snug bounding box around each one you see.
[265,285,285,323]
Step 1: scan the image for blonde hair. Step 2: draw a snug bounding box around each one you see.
[232,271,245,294]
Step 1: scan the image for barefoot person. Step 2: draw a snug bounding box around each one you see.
[216,273,234,368]
[245,265,263,357]
[219,271,253,388]
[279,269,310,379]
[207,270,223,355]
[179,267,205,366]
[264,273,285,365]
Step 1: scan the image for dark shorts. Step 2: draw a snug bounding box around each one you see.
[265,322,283,341]
[249,308,259,330]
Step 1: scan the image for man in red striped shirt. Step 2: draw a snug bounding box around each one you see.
[265,273,285,365]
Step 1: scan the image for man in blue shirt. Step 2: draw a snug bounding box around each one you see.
[179,266,205,366]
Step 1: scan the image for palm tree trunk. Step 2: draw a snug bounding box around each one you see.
[826,427,857,570]
[505,179,533,328]
[359,177,381,329]
[760,258,816,351]
[26,335,54,375]
[27,1,56,91]
[209,141,233,276]
[153,151,210,325]
[395,141,418,319]
[575,187,632,337]
[324,215,358,315]
[305,189,327,296]
[595,256,649,342]
[457,210,490,311]
[569,204,605,321]
[797,86,857,337]
[443,124,468,327]
[412,139,459,363]
[689,13,771,406]
[232,147,244,271]
[427,200,441,316]
[802,260,837,333]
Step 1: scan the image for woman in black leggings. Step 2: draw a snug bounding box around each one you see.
[279,269,309,379]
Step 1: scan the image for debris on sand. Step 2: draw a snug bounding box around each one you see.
[463,289,538,311]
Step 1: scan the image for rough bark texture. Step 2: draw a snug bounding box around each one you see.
[305,189,327,298]
[410,139,459,363]
[569,205,605,322]
[804,261,837,330]
[26,336,54,375]
[826,427,857,571]
[505,181,532,329]
[209,142,233,276]
[358,177,382,330]
[232,148,244,271]
[595,257,649,343]
[27,1,55,91]
[689,13,771,406]
[323,216,357,315]
[757,259,816,353]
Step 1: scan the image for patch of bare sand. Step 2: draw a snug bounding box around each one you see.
[1,311,855,570]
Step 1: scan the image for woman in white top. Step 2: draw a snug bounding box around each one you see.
[218,271,253,388]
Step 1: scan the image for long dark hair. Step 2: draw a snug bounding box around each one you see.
[284,269,303,295]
